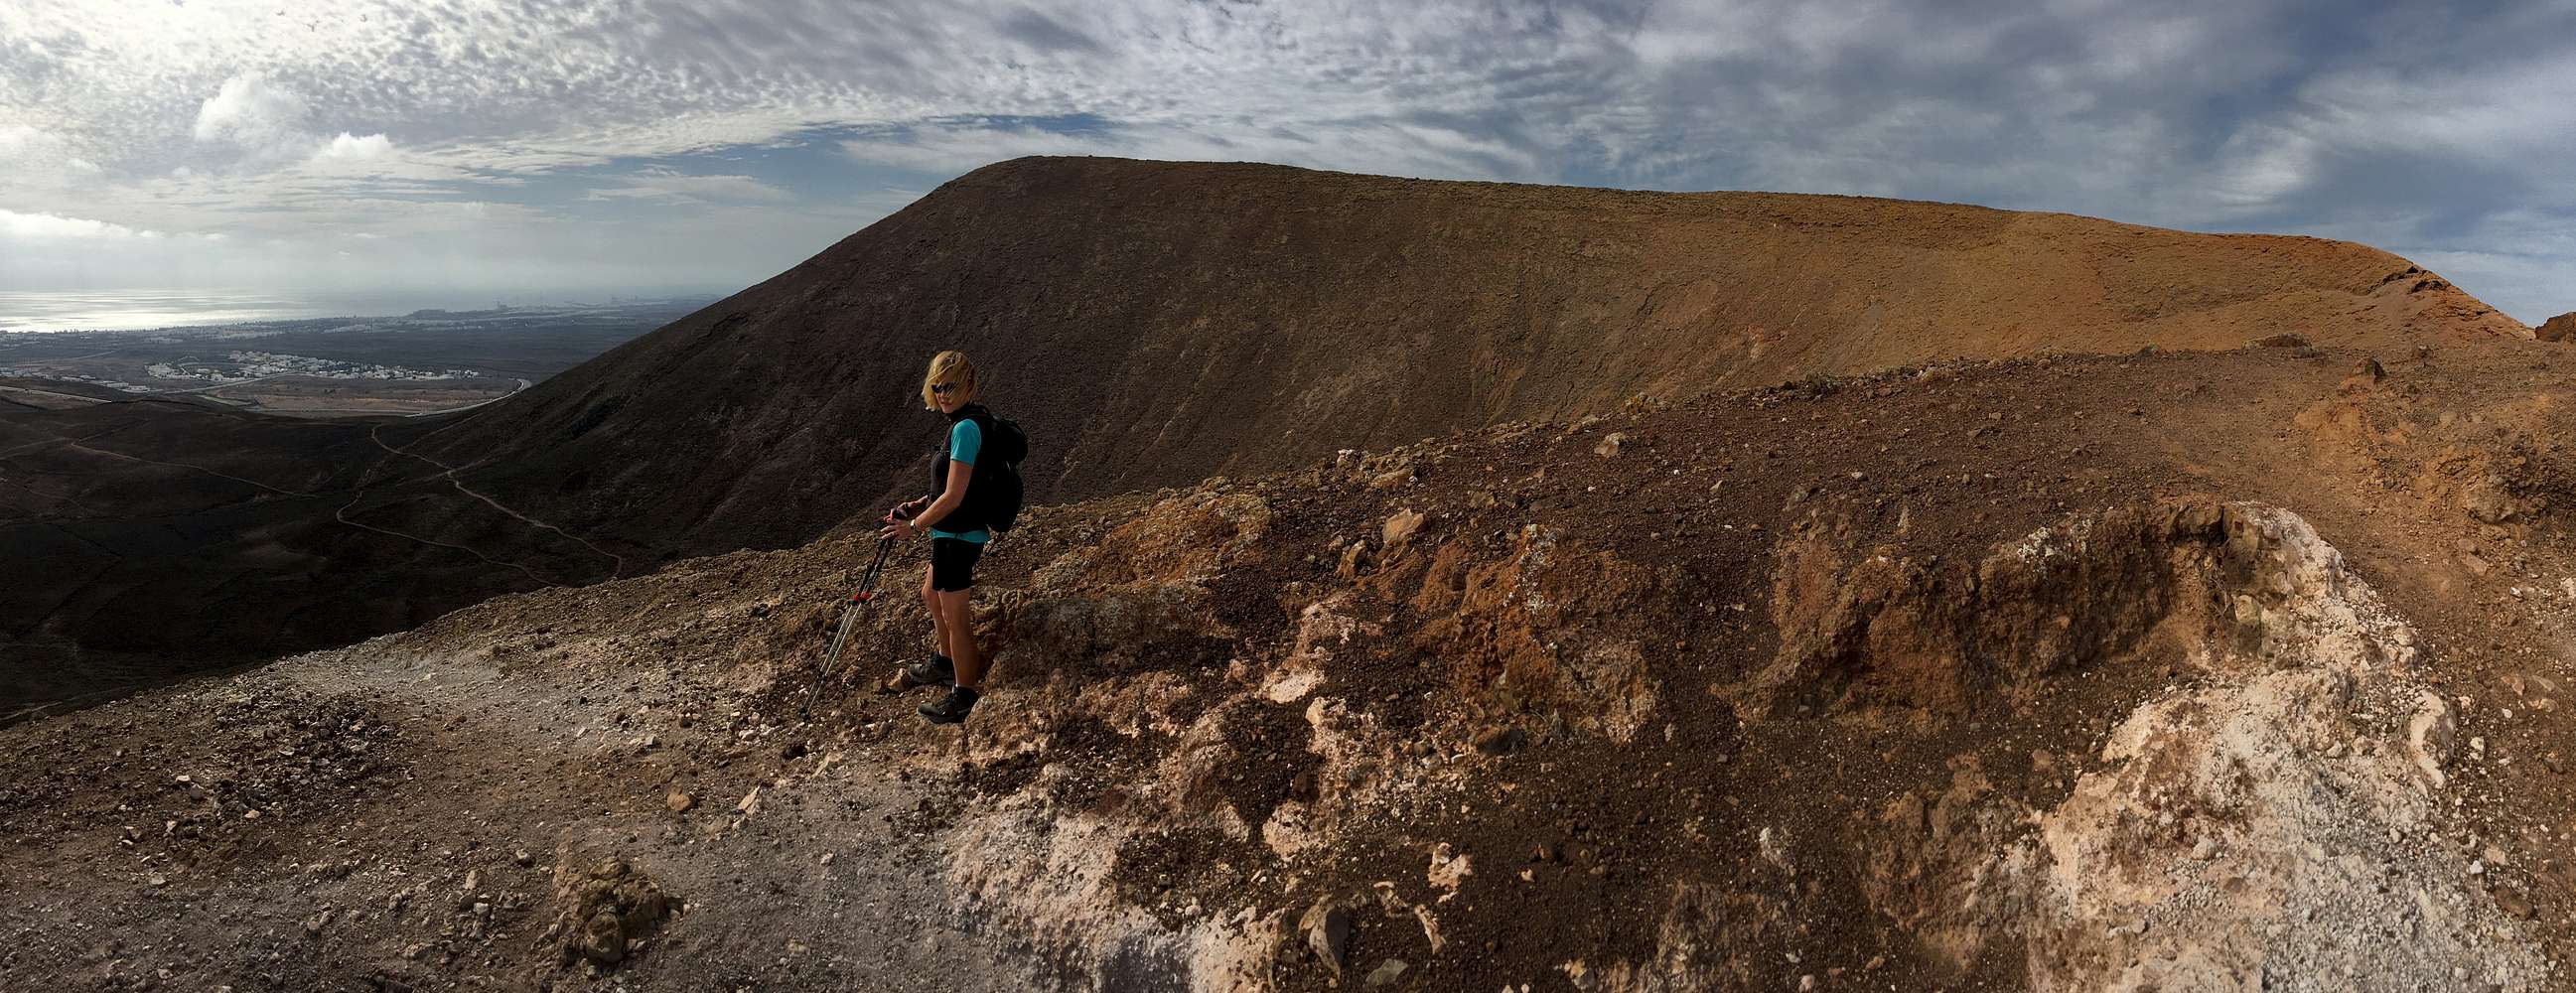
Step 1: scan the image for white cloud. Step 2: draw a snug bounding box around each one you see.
[0,0,2568,321]
[587,167,795,204]
[0,124,104,191]
[192,72,312,153]
[2208,125,2325,210]
[0,208,163,239]
[313,132,393,161]
[839,118,1543,185]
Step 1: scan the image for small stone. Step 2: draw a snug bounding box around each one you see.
[582,911,626,965]
[1299,900,1352,971]
[1383,508,1426,548]
[665,792,695,813]
[780,741,807,762]
[1365,959,1410,987]
[1799,975,1816,991]
[2410,693,2457,785]
[2496,889,2537,920]
[2191,837,2217,860]
[513,849,535,867]
[1472,726,1526,756]
[1337,540,1370,579]
[1595,433,1627,457]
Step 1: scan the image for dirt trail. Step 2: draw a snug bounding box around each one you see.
[0,636,1030,991]
[370,423,629,579]
[60,440,321,498]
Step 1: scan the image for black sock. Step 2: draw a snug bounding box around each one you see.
[932,652,952,666]
[952,686,979,704]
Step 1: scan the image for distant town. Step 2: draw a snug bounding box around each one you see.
[0,298,709,417]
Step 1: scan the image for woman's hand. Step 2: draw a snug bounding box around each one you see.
[879,518,918,541]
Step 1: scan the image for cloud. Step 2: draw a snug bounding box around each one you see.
[586,167,795,204]
[2207,125,2326,210]
[0,208,166,239]
[192,72,312,153]
[838,117,1544,185]
[0,0,2569,322]
[0,124,104,190]
[313,132,393,162]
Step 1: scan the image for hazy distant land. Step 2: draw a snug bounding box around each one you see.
[0,297,711,417]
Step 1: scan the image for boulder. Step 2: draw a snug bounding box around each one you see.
[2536,312,2575,343]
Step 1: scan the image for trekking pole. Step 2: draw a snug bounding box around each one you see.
[803,525,897,718]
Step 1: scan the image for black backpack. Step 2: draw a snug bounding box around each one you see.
[930,404,1029,533]
[973,408,1028,532]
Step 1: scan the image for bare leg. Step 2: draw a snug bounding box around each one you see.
[921,567,946,657]
[937,588,982,689]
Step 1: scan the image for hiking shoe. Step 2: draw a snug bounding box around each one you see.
[902,653,953,688]
[919,687,979,725]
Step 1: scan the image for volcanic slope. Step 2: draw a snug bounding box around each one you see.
[0,398,617,717]
[7,337,2576,991]
[415,156,2530,566]
[0,158,2532,711]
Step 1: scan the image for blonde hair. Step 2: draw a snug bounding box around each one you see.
[919,350,979,409]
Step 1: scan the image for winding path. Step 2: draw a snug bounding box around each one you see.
[403,377,531,417]
[329,486,551,586]
[58,441,320,498]
[367,423,627,579]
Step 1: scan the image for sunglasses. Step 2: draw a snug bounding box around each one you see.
[930,382,959,395]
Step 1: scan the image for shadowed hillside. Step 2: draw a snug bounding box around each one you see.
[8,342,2576,990]
[0,156,2536,712]
[420,156,2529,563]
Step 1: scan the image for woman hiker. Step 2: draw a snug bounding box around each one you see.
[883,350,993,725]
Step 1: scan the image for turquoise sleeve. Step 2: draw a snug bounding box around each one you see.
[948,418,982,466]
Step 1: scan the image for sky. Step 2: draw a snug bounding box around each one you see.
[2,0,2571,324]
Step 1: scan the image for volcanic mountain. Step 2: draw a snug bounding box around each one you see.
[415,156,2526,562]
[0,156,2534,713]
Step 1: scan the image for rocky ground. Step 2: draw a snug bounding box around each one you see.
[6,338,2576,991]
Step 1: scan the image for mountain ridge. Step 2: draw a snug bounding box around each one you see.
[418,155,2529,564]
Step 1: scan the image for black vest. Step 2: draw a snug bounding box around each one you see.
[926,403,995,533]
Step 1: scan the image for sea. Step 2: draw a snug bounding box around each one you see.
[0,290,515,334]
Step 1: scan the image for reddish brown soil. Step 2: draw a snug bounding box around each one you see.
[2,157,2535,715]
[420,156,2528,567]
[8,335,2570,990]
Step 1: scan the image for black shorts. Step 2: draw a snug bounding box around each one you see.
[930,537,983,592]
